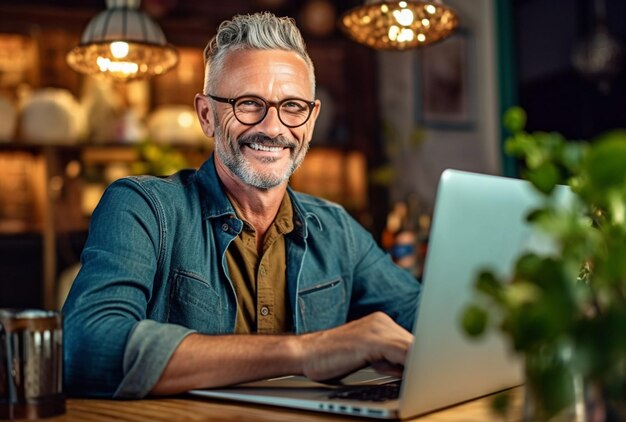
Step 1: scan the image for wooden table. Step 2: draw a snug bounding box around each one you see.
[44,387,523,422]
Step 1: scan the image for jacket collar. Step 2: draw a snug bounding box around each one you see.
[196,155,236,220]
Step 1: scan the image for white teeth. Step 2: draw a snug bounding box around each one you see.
[249,143,283,152]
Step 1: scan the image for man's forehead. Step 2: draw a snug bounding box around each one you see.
[222,49,309,71]
[215,49,313,98]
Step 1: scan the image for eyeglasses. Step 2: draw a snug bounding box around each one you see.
[207,94,316,128]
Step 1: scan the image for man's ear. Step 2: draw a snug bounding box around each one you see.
[305,99,322,140]
[194,94,215,137]
[310,99,322,125]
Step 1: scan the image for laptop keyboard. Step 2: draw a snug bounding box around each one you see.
[328,380,401,402]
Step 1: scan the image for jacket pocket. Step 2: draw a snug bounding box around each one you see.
[298,278,347,332]
[168,270,224,333]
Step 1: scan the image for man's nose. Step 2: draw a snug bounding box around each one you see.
[255,105,284,138]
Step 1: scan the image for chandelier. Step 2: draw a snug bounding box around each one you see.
[66,0,178,81]
[340,0,459,50]
[571,0,623,94]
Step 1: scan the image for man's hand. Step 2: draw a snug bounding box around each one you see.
[152,312,412,395]
[297,312,413,382]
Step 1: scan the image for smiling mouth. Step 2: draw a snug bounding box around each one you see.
[247,142,289,153]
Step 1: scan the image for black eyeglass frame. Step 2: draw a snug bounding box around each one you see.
[206,94,316,128]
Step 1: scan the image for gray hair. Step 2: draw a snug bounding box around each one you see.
[202,12,316,96]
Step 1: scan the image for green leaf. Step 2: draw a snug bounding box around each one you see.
[524,163,560,194]
[475,271,504,301]
[503,282,541,307]
[560,141,587,174]
[514,253,543,280]
[526,208,550,223]
[584,134,626,191]
[502,106,527,133]
[461,305,489,337]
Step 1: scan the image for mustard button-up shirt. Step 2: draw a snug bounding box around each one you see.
[225,193,294,334]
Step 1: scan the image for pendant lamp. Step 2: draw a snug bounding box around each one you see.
[340,0,459,50]
[66,0,178,81]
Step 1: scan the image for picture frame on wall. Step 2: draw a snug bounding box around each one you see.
[415,30,474,130]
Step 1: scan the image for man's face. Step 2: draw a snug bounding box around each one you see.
[209,49,320,190]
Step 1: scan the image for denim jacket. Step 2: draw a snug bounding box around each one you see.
[62,155,421,398]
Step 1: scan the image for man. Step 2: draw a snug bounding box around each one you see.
[63,12,421,398]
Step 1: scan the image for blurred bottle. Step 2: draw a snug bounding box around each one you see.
[381,201,402,251]
[382,194,431,280]
[383,197,417,278]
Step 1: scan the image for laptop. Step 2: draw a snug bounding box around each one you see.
[189,169,573,419]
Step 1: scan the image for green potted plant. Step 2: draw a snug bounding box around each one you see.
[462,107,626,421]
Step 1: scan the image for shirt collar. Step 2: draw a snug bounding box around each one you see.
[274,192,295,235]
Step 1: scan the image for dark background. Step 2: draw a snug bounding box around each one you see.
[514,0,626,140]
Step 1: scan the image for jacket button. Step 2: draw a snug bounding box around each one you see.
[221,223,230,232]
[260,306,270,316]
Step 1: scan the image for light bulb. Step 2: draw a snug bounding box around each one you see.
[110,41,130,59]
[393,8,414,26]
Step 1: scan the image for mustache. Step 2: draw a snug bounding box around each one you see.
[237,133,296,148]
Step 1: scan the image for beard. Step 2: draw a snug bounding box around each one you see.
[213,112,309,190]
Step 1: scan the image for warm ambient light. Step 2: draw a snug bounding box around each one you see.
[177,111,194,128]
[66,0,178,81]
[340,0,459,50]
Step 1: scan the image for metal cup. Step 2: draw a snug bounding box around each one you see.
[0,309,65,420]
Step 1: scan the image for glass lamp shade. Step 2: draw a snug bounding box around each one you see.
[66,0,178,81]
[340,0,459,50]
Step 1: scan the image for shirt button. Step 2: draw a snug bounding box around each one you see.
[260,306,270,316]
[259,265,267,276]
[221,223,230,232]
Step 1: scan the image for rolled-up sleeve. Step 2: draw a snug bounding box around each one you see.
[114,320,194,397]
